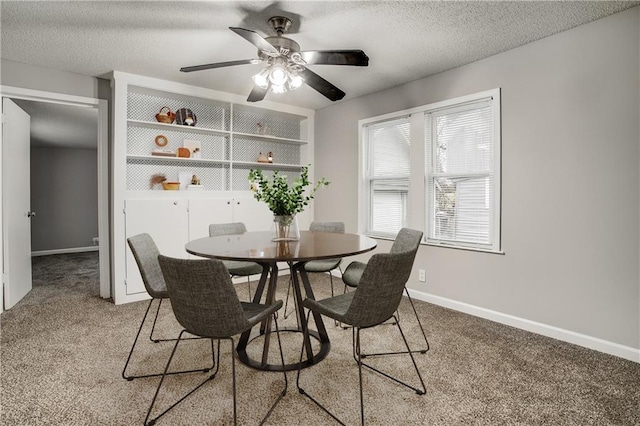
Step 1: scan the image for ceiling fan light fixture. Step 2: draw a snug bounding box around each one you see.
[252,67,270,89]
[268,64,288,86]
[271,82,288,94]
[288,73,303,90]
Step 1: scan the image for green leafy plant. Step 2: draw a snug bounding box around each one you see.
[248,164,329,216]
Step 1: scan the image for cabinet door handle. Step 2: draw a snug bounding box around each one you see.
[236,201,240,205]
[227,201,231,205]
[173,201,178,205]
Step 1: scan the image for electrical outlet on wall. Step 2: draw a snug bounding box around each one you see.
[418,269,426,282]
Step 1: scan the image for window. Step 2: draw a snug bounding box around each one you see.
[360,89,501,252]
[425,97,499,250]
[362,117,410,238]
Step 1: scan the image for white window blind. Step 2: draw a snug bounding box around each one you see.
[425,98,498,249]
[363,117,410,237]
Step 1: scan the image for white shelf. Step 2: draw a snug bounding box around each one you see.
[127,154,230,165]
[232,132,307,145]
[232,161,302,170]
[127,119,230,137]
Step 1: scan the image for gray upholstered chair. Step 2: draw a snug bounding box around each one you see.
[341,228,430,355]
[208,222,265,300]
[296,228,426,425]
[284,221,345,319]
[122,233,214,381]
[146,255,287,426]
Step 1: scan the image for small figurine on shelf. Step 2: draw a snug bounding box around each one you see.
[267,151,273,163]
[257,152,269,163]
[187,174,204,191]
[256,122,265,135]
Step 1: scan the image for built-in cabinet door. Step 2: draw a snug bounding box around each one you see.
[188,198,234,241]
[124,199,189,295]
[232,197,274,232]
[188,196,274,239]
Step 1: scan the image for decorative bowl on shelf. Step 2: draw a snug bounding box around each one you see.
[161,181,180,190]
[155,106,175,124]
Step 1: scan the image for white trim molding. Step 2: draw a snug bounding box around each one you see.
[408,288,640,363]
[32,246,99,257]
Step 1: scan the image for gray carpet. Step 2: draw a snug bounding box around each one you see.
[1,252,638,425]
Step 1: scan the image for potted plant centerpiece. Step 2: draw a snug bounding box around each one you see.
[248,165,329,241]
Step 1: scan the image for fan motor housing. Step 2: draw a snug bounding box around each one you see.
[261,36,300,57]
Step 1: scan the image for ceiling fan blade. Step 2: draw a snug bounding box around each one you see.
[247,84,269,103]
[298,50,369,66]
[180,59,260,73]
[230,27,280,55]
[298,67,346,101]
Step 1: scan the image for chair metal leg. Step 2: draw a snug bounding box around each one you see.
[357,315,427,396]
[145,334,221,426]
[296,310,347,426]
[259,314,288,426]
[123,298,215,381]
[145,314,286,426]
[355,328,365,426]
[359,288,429,358]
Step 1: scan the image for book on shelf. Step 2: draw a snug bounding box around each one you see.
[151,149,176,157]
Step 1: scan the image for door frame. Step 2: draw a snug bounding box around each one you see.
[0,85,111,300]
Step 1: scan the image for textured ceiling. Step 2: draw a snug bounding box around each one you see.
[1,1,639,148]
[2,1,639,111]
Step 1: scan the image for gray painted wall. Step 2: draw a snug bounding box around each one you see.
[30,147,98,251]
[314,7,640,349]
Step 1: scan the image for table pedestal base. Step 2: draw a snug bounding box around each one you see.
[237,327,330,372]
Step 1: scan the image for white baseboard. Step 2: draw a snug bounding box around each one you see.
[32,246,99,257]
[407,288,640,363]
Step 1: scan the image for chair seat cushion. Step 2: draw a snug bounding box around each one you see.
[342,261,366,287]
[304,258,341,273]
[240,300,283,329]
[303,292,354,322]
[223,260,263,277]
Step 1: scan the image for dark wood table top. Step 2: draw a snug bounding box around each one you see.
[186,230,377,263]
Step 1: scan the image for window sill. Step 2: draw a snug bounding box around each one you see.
[424,241,505,255]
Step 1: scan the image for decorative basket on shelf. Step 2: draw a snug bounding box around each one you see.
[155,106,176,124]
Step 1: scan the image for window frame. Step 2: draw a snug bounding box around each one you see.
[361,116,412,239]
[358,88,502,253]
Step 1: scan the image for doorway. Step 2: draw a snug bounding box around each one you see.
[1,86,110,311]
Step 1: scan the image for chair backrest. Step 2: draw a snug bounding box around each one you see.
[158,255,249,338]
[309,221,345,234]
[209,222,247,237]
[390,227,423,253]
[344,228,423,328]
[127,233,167,298]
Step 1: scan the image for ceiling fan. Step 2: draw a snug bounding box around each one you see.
[180,16,369,103]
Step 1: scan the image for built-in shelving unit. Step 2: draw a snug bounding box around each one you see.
[111,71,314,305]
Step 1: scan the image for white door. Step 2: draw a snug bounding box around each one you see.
[124,199,189,295]
[2,98,33,309]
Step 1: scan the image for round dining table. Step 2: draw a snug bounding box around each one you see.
[185,230,377,371]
